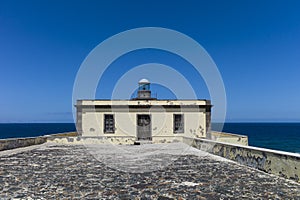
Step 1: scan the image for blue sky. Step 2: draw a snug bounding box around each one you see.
[0,0,300,122]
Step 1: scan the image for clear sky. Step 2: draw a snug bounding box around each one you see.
[0,0,300,123]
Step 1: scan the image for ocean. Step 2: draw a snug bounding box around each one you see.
[0,123,76,139]
[212,123,300,154]
[0,123,299,153]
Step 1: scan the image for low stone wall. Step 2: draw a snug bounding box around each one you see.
[47,136,137,145]
[0,132,78,151]
[48,135,186,145]
[151,136,183,144]
[0,137,47,151]
[211,131,248,146]
[45,131,78,137]
[183,137,300,182]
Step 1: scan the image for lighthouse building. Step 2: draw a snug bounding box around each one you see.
[75,79,212,142]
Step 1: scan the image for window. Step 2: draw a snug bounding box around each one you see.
[104,114,115,133]
[174,114,184,133]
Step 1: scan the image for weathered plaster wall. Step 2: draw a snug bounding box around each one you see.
[151,113,172,136]
[81,111,206,138]
[0,137,47,151]
[150,136,183,144]
[211,131,248,146]
[184,112,206,138]
[47,136,184,145]
[47,136,136,145]
[81,112,138,137]
[183,137,300,182]
[82,112,102,136]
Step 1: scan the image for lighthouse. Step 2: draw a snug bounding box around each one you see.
[76,78,213,141]
[137,78,152,99]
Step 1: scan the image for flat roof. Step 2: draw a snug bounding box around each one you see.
[76,99,212,107]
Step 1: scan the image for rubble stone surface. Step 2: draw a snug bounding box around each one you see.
[0,143,299,199]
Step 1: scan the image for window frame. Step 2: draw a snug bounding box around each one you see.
[104,114,115,133]
[173,114,184,133]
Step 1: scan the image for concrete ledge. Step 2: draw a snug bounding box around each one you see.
[0,132,78,151]
[47,135,186,145]
[211,131,248,146]
[0,137,47,151]
[183,137,300,182]
[47,136,137,145]
[151,135,184,143]
[44,131,78,137]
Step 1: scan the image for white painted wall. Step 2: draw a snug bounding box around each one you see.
[82,111,207,138]
[184,112,206,138]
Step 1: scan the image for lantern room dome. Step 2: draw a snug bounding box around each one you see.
[138,79,150,84]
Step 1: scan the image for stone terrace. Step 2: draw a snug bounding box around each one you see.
[0,143,299,199]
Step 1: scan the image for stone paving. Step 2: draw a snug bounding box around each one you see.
[0,142,299,199]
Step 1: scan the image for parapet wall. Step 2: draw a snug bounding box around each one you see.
[210,131,248,146]
[0,132,78,151]
[0,137,47,151]
[47,136,136,145]
[183,137,300,182]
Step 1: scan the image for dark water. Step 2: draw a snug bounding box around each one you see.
[0,123,299,153]
[0,123,76,139]
[212,123,300,153]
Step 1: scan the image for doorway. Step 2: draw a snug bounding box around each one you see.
[137,114,152,140]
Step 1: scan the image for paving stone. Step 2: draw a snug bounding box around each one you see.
[0,143,299,199]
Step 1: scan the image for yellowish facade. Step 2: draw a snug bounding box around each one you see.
[76,99,212,140]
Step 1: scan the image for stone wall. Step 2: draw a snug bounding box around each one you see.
[47,136,187,145]
[0,137,47,151]
[47,136,137,145]
[210,131,248,146]
[45,132,78,137]
[151,136,183,144]
[183,137,300,182]
[0,132,77,151]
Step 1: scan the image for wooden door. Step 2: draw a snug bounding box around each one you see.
[137,114,152,140]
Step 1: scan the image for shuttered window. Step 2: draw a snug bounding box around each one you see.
[174,114,184,133]
[104,114,115,133]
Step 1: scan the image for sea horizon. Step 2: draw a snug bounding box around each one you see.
[0,122,299,154]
